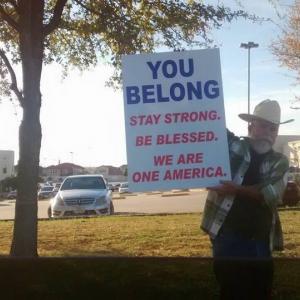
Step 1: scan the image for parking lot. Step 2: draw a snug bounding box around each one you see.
[0,189,207,220]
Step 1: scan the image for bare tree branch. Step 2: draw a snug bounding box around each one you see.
[73,0,99,15]
[43,0,68,36]
[0,48,24,105]
[0,4,20,32]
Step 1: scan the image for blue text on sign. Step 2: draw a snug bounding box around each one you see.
[126,80,219,104]
[125,58,219,104]
[146,59,194,79]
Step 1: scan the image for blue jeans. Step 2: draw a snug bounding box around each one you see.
[212,231,273,300]
[212,230,271,258]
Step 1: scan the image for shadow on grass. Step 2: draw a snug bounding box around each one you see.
[0,257,300,299]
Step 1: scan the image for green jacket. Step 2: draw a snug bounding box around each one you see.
[201,130,289,251]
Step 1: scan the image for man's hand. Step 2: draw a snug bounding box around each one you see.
[207,180,240,197]
[207,180,264,203]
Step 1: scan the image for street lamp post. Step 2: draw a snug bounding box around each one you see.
[70,152,74,163]
[240,41,259,115]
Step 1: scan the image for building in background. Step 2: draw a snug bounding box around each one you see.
[288,140,300,173]
[94,165,127,183]
[0,150,14,182]
[119,164,128,176]
[274,135,300,166]
[41,163,128,183]
[42,162,85,182]
[89,165,127,183]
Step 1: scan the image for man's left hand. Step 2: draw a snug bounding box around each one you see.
[207,180,240,197]
[207,180,264,203]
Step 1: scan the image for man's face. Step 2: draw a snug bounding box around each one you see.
[248,119,279,154]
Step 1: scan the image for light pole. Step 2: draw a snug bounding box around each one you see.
[70,152,74,163]
[240,41,259,115]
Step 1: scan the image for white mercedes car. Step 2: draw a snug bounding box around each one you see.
[48,175,114,218]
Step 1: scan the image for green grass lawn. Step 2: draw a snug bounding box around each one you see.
[0,211,300,257]
[1,211,300,299]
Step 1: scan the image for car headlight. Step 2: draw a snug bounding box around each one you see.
[96,196,106,205]
[55,194,64,206]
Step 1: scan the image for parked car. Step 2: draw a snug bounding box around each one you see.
[48,175,114,218]
[54,182,62,189]
[7,190,17,199]
[108,182,120,192]
[281,181,300,207]
[113,183,121,192]
[38,186,54,199]
[51,183,62,196]
[119,182,129,194]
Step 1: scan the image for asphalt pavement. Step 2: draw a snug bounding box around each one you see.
[0,189,208,220]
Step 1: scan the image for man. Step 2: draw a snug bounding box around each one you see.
[201,99,293,299]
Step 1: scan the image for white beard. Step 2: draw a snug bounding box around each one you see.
[250,139,272,154]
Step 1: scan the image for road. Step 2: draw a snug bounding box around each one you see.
[0,189,208,220]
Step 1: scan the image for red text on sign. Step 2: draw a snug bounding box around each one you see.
[154,155,173,166]
[156,131,215,145]
[164,110,219,123]
[136,135,152,146]
[163,166,225,180]
[132,171,160,182]
[130,114,161,126]
[177,152,203,164]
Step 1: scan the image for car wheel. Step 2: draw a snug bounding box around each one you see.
[110,201,114,215]
[47,206,52,219]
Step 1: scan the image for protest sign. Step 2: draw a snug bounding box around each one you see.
[122,49,231,192]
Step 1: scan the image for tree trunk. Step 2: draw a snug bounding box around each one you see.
[10,0,44,257]
[10,104,42,257]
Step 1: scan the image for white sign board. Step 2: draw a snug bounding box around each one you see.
[122,49,231,192]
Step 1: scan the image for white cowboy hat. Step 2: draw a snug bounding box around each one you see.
[238,99,294,125]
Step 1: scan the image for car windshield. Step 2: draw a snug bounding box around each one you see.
[61,177,106,190]
[41,186,53,191]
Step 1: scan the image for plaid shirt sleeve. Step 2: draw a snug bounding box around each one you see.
[258,152,289,251]
[258,152,289,211]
